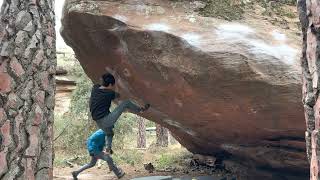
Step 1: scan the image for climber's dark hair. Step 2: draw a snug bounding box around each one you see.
[102,73,115,86]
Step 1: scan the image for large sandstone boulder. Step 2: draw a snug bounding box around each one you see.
[61,0,307,179]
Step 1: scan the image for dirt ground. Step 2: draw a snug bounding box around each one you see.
[53,144,232,180]
[53,164,216,180]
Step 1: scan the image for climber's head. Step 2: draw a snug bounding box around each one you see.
[102,73,115,87]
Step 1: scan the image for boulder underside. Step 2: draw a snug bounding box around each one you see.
[61,0,308,179]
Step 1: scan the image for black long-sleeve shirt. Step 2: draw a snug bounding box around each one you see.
[89,84,120,120]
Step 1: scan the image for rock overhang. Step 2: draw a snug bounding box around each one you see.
[61,0,307,178]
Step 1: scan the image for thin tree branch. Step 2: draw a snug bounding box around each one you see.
[53,122,71,142]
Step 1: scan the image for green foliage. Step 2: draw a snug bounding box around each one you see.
[112,113,136,149]
[57,52,79,72]
[54,114,96,152]
[53,156,66,167]
[54,61,96,155]
[69,63,93,118]
[197,0,296,21]
[271,5,296,19]
[54,150,91,167]
[156,154,175,169]
[113,149,144,166]
[259,0,297,19]
[277,0,296,6]
[198,0,245,21]
[146,120,155,128]
[155,149,192,169]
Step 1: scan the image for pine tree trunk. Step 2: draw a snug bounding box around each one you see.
[0,0,56,179]
[156,124,168,147]
[298,0,320,179]
[137,116,146,148]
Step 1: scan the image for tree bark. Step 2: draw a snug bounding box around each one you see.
[0,0,56,179]
[156,124,168,147]
[298,0,320,179]
[137,116,146,148]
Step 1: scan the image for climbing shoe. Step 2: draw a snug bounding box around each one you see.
[108,165,113,172]
[71,171,78,180]
[141,103,150,112]
[116,168,125,179]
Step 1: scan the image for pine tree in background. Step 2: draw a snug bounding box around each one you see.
[137,116,146,148]
[156,124,169,147]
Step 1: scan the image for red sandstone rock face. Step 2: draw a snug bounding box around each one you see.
[61,0,307,178]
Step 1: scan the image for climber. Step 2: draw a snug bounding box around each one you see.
[71,129,125,179]
[89,72,150,154]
